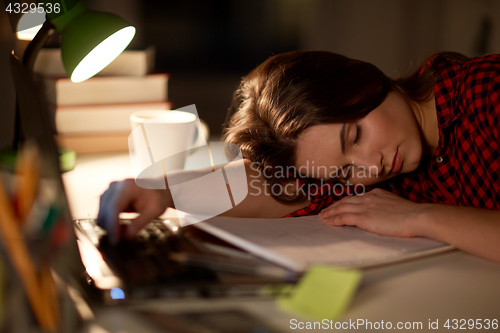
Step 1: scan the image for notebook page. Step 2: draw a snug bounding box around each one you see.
[193,215,453,271]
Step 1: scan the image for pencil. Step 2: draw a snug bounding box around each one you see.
[40,263,60,329]
[0,175,57,331]
[15,142,39,224]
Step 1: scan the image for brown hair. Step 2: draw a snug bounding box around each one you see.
[395,52,469,102]
[223,50,468,204]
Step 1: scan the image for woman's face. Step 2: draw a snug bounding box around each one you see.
[295,91,423,186]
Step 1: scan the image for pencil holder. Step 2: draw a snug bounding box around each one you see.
[0,250,84,333]
[0,163,83,333]
[0,249,41,333]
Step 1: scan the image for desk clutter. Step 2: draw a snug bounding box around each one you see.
[75,217,300,301]
[1,143,452,332]
[5,46,464,333]
[34,47,172,154]
[75,216,363,331]
[0,143,80,332]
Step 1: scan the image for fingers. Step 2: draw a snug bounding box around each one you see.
[97,182,120,244]
[323,212,361,227]
[318,199,362,220]
[319,204,362,224]
[318,193,372,226]
[97,180,135,244]
[320,200,371,227]
[319,188,389,220]
[317,189,416,237]
[125,207,159,239]
[97,179,170,244]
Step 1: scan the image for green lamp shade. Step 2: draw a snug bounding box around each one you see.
[59,11,136,82]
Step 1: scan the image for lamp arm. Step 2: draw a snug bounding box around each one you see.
[13,20,56,149]
[22,20,56,74]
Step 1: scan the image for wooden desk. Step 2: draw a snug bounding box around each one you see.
[63,152,500,332]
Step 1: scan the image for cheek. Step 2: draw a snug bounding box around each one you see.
[362,117,392,147]
[404,140,423,172]
[344,168,383,186]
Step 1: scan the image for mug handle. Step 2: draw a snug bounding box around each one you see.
[192,119,209,148]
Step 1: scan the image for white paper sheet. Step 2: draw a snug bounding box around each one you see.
[192,215,454,271]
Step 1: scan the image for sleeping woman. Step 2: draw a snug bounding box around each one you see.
[97,51,500,263]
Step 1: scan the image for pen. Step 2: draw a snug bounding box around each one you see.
[0,174,58,331]
[169,252,300,282]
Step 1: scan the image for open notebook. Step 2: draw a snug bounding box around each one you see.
[166,210,456,272]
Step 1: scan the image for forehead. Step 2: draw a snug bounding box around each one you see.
[295,123,343,179]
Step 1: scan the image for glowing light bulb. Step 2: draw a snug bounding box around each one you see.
[71,26,136,82]
[16,10,46,40]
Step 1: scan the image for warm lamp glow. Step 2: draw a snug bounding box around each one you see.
[70,25,136,82]
[16,11,46,40]
[17,24,44,40]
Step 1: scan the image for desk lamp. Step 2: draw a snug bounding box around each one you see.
[10,0,136,166]
[22,0,136,81]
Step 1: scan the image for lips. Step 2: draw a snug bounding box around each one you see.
[389,148,402,174]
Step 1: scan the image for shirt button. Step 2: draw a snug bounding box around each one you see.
[436,156,444,163]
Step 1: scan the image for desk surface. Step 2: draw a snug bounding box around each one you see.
[63,152,500,333]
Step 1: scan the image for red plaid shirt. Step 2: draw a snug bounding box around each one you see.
[287,54,500,217]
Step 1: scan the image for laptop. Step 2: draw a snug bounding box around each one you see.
[10,53,295,307]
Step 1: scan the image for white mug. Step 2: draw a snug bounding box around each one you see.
[129,110,208,186]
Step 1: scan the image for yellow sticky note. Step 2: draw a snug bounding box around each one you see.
[278,265,361,321]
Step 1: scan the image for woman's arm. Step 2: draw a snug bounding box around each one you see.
[415,204,500,263]
[97,159,310,243]
[318,188,500,263]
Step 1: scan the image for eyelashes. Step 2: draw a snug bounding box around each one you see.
[354,125,362,146]
[338,124,362,182]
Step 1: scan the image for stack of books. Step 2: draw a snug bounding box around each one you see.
[35,47,171,154]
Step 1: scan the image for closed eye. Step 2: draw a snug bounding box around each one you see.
[354,125,362,145]
[339,125,362,182]
[337,125,361,183]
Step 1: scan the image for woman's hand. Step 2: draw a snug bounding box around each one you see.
[318,188,423,237]
[97,179,172,244]
[319,188,500,263]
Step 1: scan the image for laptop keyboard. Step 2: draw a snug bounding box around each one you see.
[77,219,217,286]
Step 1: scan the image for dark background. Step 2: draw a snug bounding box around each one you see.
[1,0,499,146]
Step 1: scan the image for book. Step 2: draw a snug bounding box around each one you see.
[33,47,156,77]
[53,100,173,134]
[37,73,169,106]
[56,132,130,154]
[166,211,456,272]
